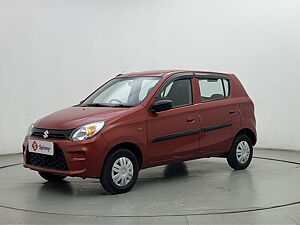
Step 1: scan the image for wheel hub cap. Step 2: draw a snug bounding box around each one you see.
[236,141,250,164]
[111,157,134,187]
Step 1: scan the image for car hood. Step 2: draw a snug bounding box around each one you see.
[35,106,128,130]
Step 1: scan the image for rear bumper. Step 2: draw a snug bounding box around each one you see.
[23,134,109,178]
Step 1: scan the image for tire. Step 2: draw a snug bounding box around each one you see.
[100,148,139,194]
[38,171,66,182]
[227,134,253,170]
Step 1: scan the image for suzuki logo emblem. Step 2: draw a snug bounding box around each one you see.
[43,130,49,139]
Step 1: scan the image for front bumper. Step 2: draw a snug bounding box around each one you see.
[23,134,109,178]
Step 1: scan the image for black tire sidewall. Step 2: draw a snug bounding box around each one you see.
[100,148,139,194]
[227,134,253,170]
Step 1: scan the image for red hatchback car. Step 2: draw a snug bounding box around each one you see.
[23,70,256,194]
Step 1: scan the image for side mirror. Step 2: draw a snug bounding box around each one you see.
[151,100,173,113]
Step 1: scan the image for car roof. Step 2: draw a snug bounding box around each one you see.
[117,70,233,78]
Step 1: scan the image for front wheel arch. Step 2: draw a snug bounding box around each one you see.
[101,142,143,177]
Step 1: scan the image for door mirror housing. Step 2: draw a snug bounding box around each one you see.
[151,100,173,113]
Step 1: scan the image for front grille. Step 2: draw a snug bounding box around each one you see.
[27,146,69,171]
[31,127,73,140]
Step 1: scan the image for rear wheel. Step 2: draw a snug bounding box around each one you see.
[38,171,66,182]
[227,134,253,170]
[100,148,139,194]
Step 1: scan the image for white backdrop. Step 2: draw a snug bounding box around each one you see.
[0,0,300,155]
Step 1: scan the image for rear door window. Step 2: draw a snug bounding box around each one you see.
[198,78,230,102]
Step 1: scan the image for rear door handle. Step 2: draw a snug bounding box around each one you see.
[229,111,236,115]
[186,116,195,122]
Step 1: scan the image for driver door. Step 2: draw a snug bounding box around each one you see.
[146,75,200,163]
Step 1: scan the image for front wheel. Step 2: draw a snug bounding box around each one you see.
[38,171,66,182]
[100,148,139,194]
[227,134,253,170]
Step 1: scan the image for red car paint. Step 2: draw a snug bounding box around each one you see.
[23,70,256,179]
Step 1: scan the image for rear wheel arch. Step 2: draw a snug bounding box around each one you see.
[234,128,257,146]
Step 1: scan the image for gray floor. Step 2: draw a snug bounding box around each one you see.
[0,149,299,225]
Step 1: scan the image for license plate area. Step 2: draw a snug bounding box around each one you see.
[28,139,54,156]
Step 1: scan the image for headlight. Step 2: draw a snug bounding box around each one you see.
[71,121,105,141]
[27,123,34,136]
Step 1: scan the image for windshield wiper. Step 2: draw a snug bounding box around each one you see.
[83,103,132,108]
[111,104,132,108]
[84,103,110,107]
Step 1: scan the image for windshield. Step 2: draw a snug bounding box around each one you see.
[80,76,161,107]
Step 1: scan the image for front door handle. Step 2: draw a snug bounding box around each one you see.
[186,116,195,123]
[229,111,236,115]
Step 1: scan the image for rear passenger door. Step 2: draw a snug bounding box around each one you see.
[195,74,240,155]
